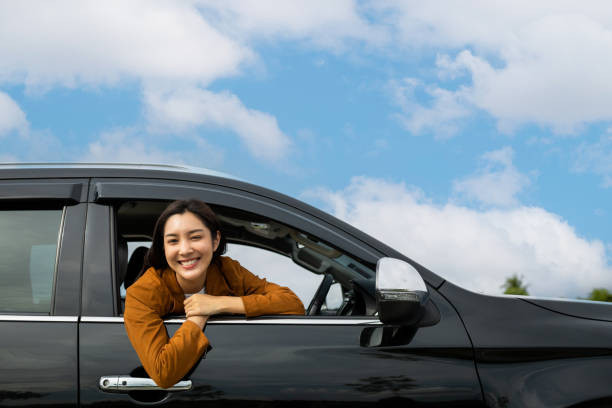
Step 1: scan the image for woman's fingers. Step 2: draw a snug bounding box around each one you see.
[184,294,218,315]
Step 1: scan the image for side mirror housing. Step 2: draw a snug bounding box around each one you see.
[376,257,429,325]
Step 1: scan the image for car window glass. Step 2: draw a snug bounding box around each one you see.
[0,209,63,313]
[225,243,324,307]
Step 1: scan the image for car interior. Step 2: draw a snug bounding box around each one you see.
[114,200,377,317]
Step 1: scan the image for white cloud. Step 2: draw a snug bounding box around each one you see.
[145,87,290,161]
[453,147,531,207]
[0,1,386,90]
[390,78,471,139]
[384,2,612,133]
[84,127,224,168]
[309,176,612,298]
[0,91,27,136]
[0,1,252,89]
[196,0,387,50]
[574,134,612,188]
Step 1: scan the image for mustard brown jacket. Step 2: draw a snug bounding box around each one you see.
[124,256,305,388]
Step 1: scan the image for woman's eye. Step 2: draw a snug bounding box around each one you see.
[191,235,202,240]
[166,239,178,244]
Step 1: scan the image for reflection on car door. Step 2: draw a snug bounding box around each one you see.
[81,282,482,405]
[174,290,482,406]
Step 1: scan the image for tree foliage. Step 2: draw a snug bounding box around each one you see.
[502,274,529,296]
[586,288,612,302]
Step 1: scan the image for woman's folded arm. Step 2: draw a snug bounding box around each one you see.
[124,284,209,388]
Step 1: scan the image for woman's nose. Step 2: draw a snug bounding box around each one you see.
[178,239,192,254]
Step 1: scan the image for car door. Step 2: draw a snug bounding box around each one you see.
[0,178,87,407]
[78,177,484,407]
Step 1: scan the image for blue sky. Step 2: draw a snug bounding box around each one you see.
[1,1,611,298]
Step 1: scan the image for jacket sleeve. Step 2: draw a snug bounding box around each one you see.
[230,259,305,317]
[124,279,209,389]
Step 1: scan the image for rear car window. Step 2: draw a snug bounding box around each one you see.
[0,209,63,313]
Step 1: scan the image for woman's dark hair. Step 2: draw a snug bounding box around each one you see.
[141,199,227,274]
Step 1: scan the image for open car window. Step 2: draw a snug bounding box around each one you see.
[115,200,377,316]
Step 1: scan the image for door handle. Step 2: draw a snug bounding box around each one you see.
[99,376,192,392]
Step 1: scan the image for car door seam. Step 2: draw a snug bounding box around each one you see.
[436,280,486,403]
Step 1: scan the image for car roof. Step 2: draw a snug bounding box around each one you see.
[0,162,362,242]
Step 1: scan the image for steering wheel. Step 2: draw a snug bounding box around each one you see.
[306,273,334,316]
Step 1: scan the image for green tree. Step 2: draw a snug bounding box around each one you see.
[586,288,612,302]
[502,274,529,295]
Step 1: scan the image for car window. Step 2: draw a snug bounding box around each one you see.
[114,200,376,316]
[0,209,63,313]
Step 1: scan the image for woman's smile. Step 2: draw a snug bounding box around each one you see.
[178,257,200,269]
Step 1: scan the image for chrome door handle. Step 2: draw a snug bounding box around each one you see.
[99,376,192,392]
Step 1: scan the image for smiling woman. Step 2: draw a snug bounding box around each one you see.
[123,199,305,389]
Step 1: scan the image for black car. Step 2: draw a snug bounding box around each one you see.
[1,163,611,408]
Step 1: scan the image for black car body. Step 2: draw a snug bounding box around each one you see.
[0,163,611,408]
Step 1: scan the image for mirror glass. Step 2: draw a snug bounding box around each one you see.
[375,257,429,325]
[376,257,426,292]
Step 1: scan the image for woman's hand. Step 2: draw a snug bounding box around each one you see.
[184,294,246,317]
[184,294,222,317]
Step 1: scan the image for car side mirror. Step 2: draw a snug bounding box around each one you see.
[376,257,429,325]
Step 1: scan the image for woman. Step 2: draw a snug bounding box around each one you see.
[124,199,305,388]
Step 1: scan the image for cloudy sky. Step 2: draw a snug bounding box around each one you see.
[1,1,611,298]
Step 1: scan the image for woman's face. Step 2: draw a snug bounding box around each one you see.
[163,211,219,289]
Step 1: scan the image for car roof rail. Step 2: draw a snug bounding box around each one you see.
[0,162,241,180]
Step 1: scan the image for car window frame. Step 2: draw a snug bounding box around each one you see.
[85,177,384,320]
